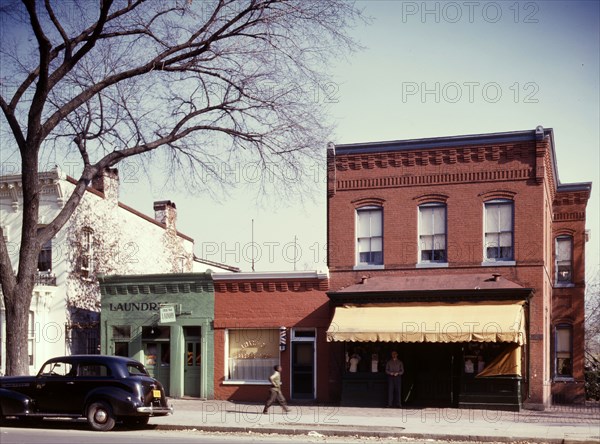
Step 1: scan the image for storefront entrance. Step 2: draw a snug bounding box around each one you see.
[142,326,171,395]
[340,343,460,407]
[183,326,202,397]
[291,329,316,399]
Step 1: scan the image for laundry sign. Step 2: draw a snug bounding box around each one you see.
[159,305,177,323]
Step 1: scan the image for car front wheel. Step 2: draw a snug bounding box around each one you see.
[87,401,116,431]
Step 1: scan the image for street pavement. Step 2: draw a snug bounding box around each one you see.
[150,399,600,443]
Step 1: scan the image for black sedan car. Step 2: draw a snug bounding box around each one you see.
[0,355,173,431]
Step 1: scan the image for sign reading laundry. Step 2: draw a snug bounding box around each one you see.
[109,302,163,311]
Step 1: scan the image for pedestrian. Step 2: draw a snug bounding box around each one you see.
[385,350,404,408]
[263,364,290,414]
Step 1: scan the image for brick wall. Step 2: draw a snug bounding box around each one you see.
[326,129,590,407]
[213,276,332,402]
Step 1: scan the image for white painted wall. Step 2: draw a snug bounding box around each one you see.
[0,168,194,374]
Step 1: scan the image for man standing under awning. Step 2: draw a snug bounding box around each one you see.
[385,351,404,408]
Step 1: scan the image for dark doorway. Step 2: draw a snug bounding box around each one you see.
[401,343,461,407]
[291,342,315,399]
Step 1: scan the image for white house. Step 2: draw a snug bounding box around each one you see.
[0,167,196,374]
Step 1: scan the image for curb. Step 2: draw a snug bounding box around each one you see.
[153,423,598,444]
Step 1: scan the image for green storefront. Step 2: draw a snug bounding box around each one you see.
[99,273,214,399]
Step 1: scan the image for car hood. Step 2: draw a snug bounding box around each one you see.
[0,375,37,387]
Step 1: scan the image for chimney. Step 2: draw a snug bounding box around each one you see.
[154,200,177,230]
[92,168,119,200]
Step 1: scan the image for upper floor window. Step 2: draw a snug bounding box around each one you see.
[80,227,94,278]
[356,207,383,266]
[28,311,35,366]
[555,236,573,284]
[484,200,513,261]
[37,228,52,272]
[555,325,573,378]
[419,204,446,262]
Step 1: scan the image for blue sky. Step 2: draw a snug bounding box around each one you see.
[118,1,599,280]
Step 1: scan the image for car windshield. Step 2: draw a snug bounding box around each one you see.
[38,361,73,377]
[127,362,149,376]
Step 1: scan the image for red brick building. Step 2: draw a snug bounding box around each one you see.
[212,272,331,402]
[325,126,591,409]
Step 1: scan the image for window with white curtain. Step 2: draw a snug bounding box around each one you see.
[484,200,513,261]
[419,204,446,262]
[356,207,383,265]
[227,329,279,382]
[555,325,573,378]
[555,236,573,283]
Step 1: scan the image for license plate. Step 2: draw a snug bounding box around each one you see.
[153,390,161,398]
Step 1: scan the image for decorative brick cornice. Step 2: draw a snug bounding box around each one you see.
[553,212,586,222]
[553,190,591,207]
[337,168,533,191]
[215,278,329,294]
[101,281,212,295]
[335,143,533,172]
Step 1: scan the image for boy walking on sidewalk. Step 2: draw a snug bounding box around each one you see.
[263,365,290,414]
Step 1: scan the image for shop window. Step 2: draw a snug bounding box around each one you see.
[419,204,446,262]
[112,325,130,357]
[555,236,573,284]
[484,200,513,261]
[227,329,279,382]
[555,325,573,378]
[356,207,383,266]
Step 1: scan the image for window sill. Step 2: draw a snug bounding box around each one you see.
[353,264,385,271]
[554,283,575,288]
[416,262,449,268]
[222,380,271,386]
[553,376,574,382]
[481,261,516,267]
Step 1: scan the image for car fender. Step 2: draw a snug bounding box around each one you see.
[0,388,34,416]
[83,386,139,417]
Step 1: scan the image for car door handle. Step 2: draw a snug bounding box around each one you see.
[67,381,75,385]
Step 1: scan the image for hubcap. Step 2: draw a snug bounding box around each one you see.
[95,409,107,423]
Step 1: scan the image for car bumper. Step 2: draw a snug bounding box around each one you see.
[136,405,174,416]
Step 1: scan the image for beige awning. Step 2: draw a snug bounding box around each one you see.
[476,343,522,377]
[326,302,526,344]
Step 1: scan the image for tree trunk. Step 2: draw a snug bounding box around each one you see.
[3,282,34,375]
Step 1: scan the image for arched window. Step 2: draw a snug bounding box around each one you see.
[356,206,383,266]
[555,236,573,284]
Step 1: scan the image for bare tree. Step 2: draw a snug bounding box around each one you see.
[0,0,363,375]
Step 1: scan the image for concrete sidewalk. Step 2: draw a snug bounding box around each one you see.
[150,399,600,443]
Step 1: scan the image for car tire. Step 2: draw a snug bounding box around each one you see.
[122,416,150,429]
[87,401,116,432]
